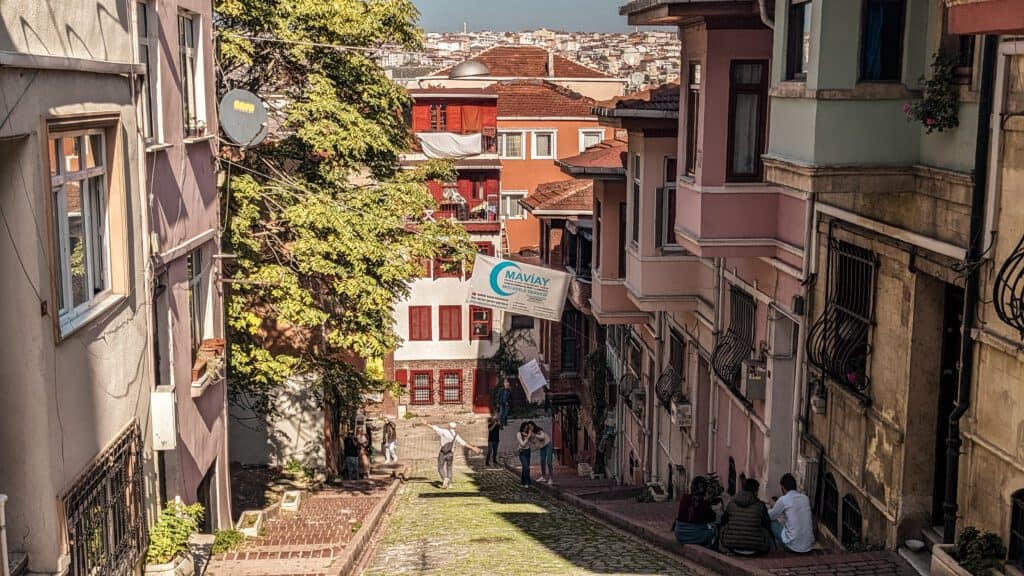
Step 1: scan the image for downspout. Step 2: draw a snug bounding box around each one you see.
[1,494,9,576]
[943,34,998,545]
[708,257,724,473]
[758,0,775,29]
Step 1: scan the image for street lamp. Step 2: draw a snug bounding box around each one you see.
[448,60,491,79]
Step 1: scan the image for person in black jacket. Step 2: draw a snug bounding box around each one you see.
[719,478,773,555]
[485,416,501,468]
[342,431,360,480]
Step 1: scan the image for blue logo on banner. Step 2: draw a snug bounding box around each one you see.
[490,261,520,297]
[488,260,552,299]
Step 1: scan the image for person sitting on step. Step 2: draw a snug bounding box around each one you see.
[719,478,773,555]
[672,476,716,547]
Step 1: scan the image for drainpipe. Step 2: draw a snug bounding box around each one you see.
[757,0,774,29]
[708,258,724,473]
[1,494,9,576]
[943,34,998,545]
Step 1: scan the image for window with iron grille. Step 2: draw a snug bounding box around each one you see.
[470,306,492,340]
[806,238,879,393]
[711,286,755,390]
[411,371,433,404]
[820,473,839,538]
[64,421,147,576]
[841,494,863,547]
[441,370,462,403]
[1010,490,1024,567]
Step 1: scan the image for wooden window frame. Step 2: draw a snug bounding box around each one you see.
[786,0,813,81]
[685,61,701,177]
[858,0,907,83]
[410,371,433,405]
[438,305,462,341]
[408,306,432,341]
[470,306,492,340]
[726,60,769,183]
[440,370,463,404]
[429,104,447,131]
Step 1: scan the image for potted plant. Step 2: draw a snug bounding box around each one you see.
[904,52,960,134]
[932,526,1007,576]
[145,501,204,576]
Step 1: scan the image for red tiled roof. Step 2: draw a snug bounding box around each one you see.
[407,87,498,99]
[557,138,628,175]
[432,46,613,79]
[521,179,593,214]
[595,83,680,116]
[487,80,596,117]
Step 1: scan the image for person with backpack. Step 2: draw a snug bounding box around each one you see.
[428,422,480,488]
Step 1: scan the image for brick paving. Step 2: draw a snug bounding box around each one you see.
[361,415,704,576]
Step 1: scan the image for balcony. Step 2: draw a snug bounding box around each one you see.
[591,272,650,325]
[567,266,593,316]
[673,181,807,266]
[623,250,714,313]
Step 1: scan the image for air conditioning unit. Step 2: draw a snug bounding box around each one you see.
[671,399,693,429]
[740,359,767,401]
[151,386,177,451]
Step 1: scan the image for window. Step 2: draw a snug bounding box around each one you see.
[685,62,701,176]
[439,305,462,341]
[806,239,879,392]
[841,495,863,547]
[178,12,201,137]
[475,241,495,256]
[669,330,685,378]
[187,248,207,364]
[510,315,535,330]
[408,306,432,341]
[618,203,627,278]
[821,473,839,538]
[441,371,462,403]
[433,257,461,278]
[470,306,492,340]
[137,1,157,140]
[532,131,556,159]
[860,0,905,82]
[580,129,604,152]
[50,131,111,330]
[561,308,580,373]
[498,131,525,159]
[594,200,602,271]
[411,371,433,404]
[1011,490,1024,567]
[656,157,678,248]
[786,0,813,81]
[501,191,527,220]
[429,104,447,131]
[727,61,768,182]
[630,182,640,245]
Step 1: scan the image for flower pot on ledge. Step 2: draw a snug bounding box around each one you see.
[144,554,194,576]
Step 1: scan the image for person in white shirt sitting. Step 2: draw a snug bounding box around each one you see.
[768,473,815,553]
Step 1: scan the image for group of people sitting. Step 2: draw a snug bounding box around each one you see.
[674,473,814,556]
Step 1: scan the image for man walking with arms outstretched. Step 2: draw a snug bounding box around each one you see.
[426,421,481,488]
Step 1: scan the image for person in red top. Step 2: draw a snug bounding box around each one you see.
[672,476,717,547]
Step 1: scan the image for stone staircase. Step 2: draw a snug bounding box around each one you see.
[897,526,944,576]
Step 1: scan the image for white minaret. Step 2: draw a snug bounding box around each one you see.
[463,22,468,34]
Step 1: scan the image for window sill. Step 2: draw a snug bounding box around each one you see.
[190,371,225,398]
[145,142,174,153]
[58,294,127,341]
[183,134,216,145]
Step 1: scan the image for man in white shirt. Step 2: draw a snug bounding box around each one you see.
[768,473,815,553]
[428,422,481,488]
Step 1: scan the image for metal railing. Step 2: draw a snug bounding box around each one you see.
[994,234,1024,339]
[711,286,755,389]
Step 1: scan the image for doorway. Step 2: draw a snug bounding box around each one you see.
[472,368,497,414]
[933,284,964,526]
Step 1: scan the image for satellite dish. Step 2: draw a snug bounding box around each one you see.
[622,48,641,67]
[219,89,268,147]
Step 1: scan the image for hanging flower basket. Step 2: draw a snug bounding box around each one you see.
[905,53,960,134]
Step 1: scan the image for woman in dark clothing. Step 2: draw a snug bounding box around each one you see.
[719,478,773,555]
[516,421,533,486]
[673,476,716,546]
[485,416,501,467]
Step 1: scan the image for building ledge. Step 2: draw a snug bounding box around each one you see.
[145,142,174,153]
[769,81,921,101]
[183,134,216,145]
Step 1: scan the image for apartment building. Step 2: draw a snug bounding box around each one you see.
[0,2,155,574]
[139,0,232,531]
[391,88,504,415]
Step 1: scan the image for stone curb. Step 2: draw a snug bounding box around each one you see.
[330,477,402,576]
[501,462,772,576]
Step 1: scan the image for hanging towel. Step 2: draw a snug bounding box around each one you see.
[417,132,483,159]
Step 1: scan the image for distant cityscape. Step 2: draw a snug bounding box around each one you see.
[382,28,682,93]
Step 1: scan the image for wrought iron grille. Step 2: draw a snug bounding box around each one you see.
[841,494,863,548]
[64,421,147,576]
[820,473,839,538]
[806,238,879,393]
[994,234,1024,339]
[619,373,639,408]
[655,367,682,408]
[711,286,755,388]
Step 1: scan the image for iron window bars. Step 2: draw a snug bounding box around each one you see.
[1011,489,1024,567]
[994,234,1024,339]
[821,472,840,538]
[806,237,879,396]
[63,421,147,576]
[711,286,755,393]
[841,494,863,548]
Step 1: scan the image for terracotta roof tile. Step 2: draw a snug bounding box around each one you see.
[596,83,680,113]
[433,46,613,79]
[557,138,628,174]
[521,179,593,214]
[487,79,596,117]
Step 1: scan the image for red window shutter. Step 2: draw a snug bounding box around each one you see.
[447,105,462,132]
[483,106,497,129]
[475,241,495,256]
[458,178,473,200]
[485,177,499,195]
[412,105,430,132]
[426,181,444,202]
[395,369,408,387]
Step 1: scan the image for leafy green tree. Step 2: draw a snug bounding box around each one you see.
[215,0,472,421]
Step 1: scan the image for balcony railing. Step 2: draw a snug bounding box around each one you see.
[994,234,1024,339]
[434,195,499,223]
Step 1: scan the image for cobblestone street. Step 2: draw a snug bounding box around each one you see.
[360,417,704,576]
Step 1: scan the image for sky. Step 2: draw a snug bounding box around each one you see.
[413,0,635,33]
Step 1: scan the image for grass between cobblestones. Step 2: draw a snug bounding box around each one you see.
[363,461,697,576]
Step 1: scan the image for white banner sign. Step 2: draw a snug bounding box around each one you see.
[517,358,548,400]
[466,255,570,321]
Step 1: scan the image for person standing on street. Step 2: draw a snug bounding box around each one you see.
[486,416,501,468]
[496,380,513,427]
[517,421,534,487]
[343,431,360,481]
[426,421,481,488]
[356,429,371,478]
[531,423,554,484]
[382,416,398,463]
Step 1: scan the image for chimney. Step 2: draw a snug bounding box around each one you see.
[547,50,555,78]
